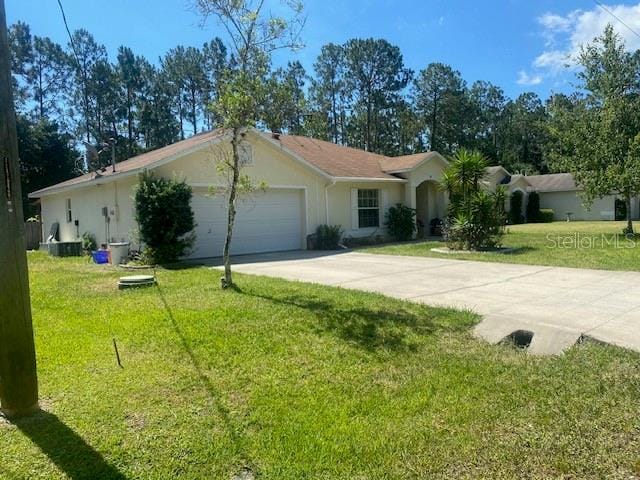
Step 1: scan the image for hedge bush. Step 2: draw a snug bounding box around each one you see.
[385,203,416,241]
[315,224,343,249]
[509,191,524,224]
[134,171,195,263]
[526,191,540,223]
[538,209,555,223]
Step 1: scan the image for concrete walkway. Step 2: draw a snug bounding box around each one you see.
[214,251,640,355]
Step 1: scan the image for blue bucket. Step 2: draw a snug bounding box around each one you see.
[92,250,109,264]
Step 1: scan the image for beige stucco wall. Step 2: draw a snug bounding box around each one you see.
[40,176,138,246]
[38,132,410,248]
[153,132,330,240]
[327,181,405,239]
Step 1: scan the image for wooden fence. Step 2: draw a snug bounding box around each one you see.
[24,221,41,250]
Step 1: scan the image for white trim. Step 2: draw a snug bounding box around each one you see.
[189,182,308,190]
[354,187,382,230]
[384,152,450,174]
[325,180,336,224]
[333,176,406,183]
[29,133,232,198]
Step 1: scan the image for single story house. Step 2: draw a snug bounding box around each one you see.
[30,129,639,258]
[487,167,640,222]
[30,128,450,258]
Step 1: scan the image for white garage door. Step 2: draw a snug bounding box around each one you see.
[189,188,304,258]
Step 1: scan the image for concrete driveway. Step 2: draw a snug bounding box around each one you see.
[216,251,640,355]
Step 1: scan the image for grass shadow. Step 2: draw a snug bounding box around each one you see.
[12,410,126,479]
[236,285,475,353]
[501,246,536,256]
[164,250,351,270]
[154,283,251,471]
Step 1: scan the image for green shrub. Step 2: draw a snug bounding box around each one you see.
[385,203,416,241]
[441,149,504,250]
[445,190,504,250]
[526,191,540,223]
[315,224,343,249]
[81,231,97,254]
[538,209,555,223]
[509,191,524,224]
[134,171,195,264]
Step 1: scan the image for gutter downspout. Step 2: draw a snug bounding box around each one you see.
[325,179,336,225]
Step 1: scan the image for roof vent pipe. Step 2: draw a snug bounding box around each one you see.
[110,138,116,173]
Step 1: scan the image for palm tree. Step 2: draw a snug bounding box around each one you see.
[440,149,504,250]
[441,148,488,215]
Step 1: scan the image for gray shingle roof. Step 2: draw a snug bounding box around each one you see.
[525,173,578,192]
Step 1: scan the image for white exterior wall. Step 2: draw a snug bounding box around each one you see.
[538,191,623,221]
[40,176,138,246]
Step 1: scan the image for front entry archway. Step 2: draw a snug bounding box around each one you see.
[416,180,446,237]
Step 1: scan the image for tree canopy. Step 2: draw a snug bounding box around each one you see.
[548,25,640,233]
[9,16,640,220]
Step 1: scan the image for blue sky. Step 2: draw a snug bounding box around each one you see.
[6,0,640,99]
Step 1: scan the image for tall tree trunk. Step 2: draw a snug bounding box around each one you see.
[127,87,133,155]
[365,93,371,151]
[38,66,44,119]
[221,127,240,288]
[0,0,39,417]
[626,192,634,235]
[431,93,437,151]
[331,87,337,143]
[191,88,197,134]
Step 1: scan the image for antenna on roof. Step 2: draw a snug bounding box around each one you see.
[84,139,116,173]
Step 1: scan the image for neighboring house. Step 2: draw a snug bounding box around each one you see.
[30,129,450,258]
[487,168,640,221]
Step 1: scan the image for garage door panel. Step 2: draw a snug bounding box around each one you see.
[189,189,304,258]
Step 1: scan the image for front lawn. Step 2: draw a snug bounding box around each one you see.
[2,252,639,479]
[365,221,640,271]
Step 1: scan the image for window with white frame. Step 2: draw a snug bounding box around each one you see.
[357,189,380,228]
[66,198,72,223]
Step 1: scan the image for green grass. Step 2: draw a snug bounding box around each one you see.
[2,252,639,479]
[364,221,640,271]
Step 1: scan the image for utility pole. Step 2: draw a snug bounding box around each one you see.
[0,0,39,417]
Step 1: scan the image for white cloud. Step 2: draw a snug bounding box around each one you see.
[518,2,640,86]
[516,70,543,86]
[538,12,573,32]
[536,3,640,72]
[532,50,571,72]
